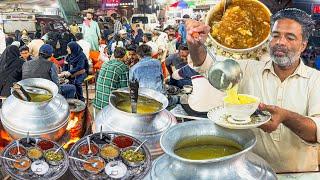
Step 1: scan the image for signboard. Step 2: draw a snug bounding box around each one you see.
[105,0,120,8]
[313,4,320,14]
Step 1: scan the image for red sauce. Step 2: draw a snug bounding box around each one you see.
[78,143,99,156]
[112,136,134,148]
[9,146,26,156]
[37,140,54,151]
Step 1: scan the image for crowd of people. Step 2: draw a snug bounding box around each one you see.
[0,12,192,109]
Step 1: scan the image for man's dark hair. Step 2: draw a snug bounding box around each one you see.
[178,44,188,51]
[111,13,117,19]
[114,47,126,58]
[86,12,94,16]
[271,8,315,41]
[6,37,14,46]
[143,33,152,41]
[182,14,190,19]
[75,33,83,41]
[136,44,152,57]
[19,46,29,53]
[34,31,42,39]
[126,44,137,52]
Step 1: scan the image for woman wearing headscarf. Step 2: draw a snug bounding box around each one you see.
[0,45,25,106]
[61,42,89,101]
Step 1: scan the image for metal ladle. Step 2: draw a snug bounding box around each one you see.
[191,33,243,91]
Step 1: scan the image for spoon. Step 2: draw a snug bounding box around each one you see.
[0,156,19,162]
[87,136,92,154]
[134,139,147,153]
[100,126,103,140]
[55,142,66,153]
[16,140,21,156]
[69,156,97,167]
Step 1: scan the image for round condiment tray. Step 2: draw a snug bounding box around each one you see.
[207,106,271,129]
[1,137,69,180]
[69,132,152,180]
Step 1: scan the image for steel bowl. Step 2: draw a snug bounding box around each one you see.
[121,146,146,167]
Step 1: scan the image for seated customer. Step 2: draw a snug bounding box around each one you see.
[19,46,33,61]
[62,42,89,102]
[22,44,76,99]
[130,44,164,93]
[94,47,129,111]
[165,44,191,88]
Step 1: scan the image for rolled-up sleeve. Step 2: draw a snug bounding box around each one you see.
[307,74,320,143]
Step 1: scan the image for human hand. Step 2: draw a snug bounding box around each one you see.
[185,19,210,45]
[258,103,288,133]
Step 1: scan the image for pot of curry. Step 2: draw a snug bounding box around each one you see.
[147,120,277,179]
[0,78,69,141]
[94,88,177,159]
[205,0,271,53]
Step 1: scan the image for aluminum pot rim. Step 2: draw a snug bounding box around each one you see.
[160,120,257,164]
[109,87,169,116]
[11,78,59,104]
[205,0,272,53]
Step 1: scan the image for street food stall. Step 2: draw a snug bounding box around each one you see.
[0,0,319,179]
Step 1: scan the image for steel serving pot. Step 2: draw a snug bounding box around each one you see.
[0,78,69,141]
[94,88,177,159]
[147,120,277,180]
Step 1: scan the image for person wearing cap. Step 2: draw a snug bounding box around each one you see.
[186,8,320,172]
[22,44,76,99]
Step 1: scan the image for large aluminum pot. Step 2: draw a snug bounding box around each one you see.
[94,88,177,159]
[0,78,69,141]
[205,0,271,53]
[147,120,277,180]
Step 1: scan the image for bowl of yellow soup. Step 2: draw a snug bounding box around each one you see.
[223,94,260,121]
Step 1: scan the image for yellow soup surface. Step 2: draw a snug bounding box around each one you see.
[224,85,256,104]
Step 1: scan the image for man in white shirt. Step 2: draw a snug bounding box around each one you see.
[75,33,91,60]
[186,8,320,173]
[143,33,158,58]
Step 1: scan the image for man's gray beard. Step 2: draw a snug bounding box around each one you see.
[271,55,295,67]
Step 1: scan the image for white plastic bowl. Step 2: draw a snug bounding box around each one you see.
[224,94,260,121]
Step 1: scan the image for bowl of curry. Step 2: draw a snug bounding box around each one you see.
[205,0,271,53]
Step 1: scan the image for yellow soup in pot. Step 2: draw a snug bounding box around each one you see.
[174,135,242,160]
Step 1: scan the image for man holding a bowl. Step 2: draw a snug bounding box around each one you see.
[186,8,320,173]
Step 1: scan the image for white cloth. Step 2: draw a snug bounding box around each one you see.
[77,39,91,60]
[198,54,320,172]
[146,41,158,56]
[111,41,124,53]
[0,29,5,55]
[27,39,44,58]
[188,75,225,112]
[98,44,109,62]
